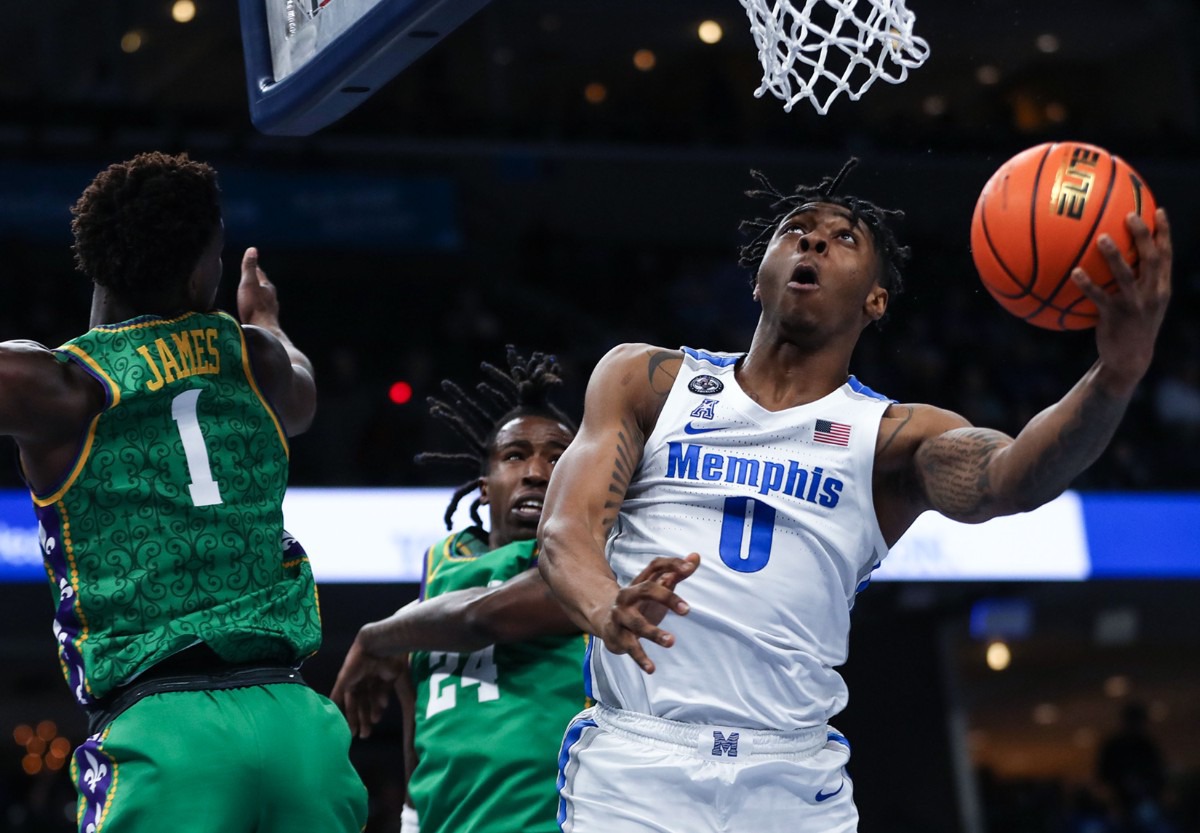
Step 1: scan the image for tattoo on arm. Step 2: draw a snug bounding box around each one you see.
[917,428,1009,518]
[601,416,643,532]
[1015,385,1121,500]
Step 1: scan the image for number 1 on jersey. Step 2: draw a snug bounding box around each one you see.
[171,389,222,507]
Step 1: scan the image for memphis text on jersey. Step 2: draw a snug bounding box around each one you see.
[665,441,843,508]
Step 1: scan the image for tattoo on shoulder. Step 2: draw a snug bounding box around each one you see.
[878,405,915,456]
[646,350,678,396]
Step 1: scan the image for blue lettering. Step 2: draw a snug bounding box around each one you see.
[666,442,700,479]
[819,479,843,508]
[805,467,824,503]
[711,730,740,757]
[785,461,809,498]
[665,445,843,512]
[726,457,760,487]
[759,462,785,495]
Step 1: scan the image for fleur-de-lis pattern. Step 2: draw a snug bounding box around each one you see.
[34,312,322,705]
[72,736,114,833]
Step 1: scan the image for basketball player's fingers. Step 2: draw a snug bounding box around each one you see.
[340,690,363,736]
[369,688,389,727]
[241,246,275,288]
[615,633,657,675]
[644,586,689,619]
[633,555,696,583]
[329,659,361,709]
[658,552,701,579]
[614,601,679,649]
[1093,235,1135,290]
[342,707,358,737]
[1151,208,1171,250]
[633,561,700,600]
[1147,208,1173,292]
[240,247,262,286]
[625,579,690,618]
[1118,213,1163,287]
[636,557,699,600]
[1070,268,1107,306]
[355,706,374,739]
[356,686,385,738]
[657,553,701,592]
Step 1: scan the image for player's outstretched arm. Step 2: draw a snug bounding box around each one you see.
[332,567,579,737]
[237,247,317,436]
[0,342,96,441]
[538,344,696,674]
[356,567,579,658]
[886,211,1171,534]
[0,342,103,491]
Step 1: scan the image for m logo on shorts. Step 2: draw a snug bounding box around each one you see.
[711,730,739,757]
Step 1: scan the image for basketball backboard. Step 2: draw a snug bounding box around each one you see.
[239,0,493,136]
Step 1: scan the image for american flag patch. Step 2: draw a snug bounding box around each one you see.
[813,419,851,446]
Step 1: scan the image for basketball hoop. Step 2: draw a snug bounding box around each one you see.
[738,0,931,116]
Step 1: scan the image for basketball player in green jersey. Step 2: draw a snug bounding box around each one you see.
[0,152,367,833]
[332,347,591,833]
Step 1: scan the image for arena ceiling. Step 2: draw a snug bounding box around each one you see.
[1,1,1196,154]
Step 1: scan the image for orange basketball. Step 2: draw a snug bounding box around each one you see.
[969,141,1156,331]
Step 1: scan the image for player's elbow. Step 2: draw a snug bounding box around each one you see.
[1009,486,1066,516]
[536,521,566,577]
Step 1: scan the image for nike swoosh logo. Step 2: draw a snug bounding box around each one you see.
[683,423,723,435]
[815,780,845,802]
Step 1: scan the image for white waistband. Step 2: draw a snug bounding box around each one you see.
[591,702,838,760]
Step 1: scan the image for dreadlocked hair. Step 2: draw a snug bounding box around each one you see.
[70,151,222,300]
[415,345,578,531]
[737,158,910,300]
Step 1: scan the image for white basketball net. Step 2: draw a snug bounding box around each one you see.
[738,0,931,115]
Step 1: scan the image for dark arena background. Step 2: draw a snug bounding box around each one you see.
[1,2,1198,831]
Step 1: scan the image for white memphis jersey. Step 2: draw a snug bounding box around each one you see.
[588,347,892,731]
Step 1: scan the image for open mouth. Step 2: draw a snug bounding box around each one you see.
[511,496,545,520]
[790,264,819,287]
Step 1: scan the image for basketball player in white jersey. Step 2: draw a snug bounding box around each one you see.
[537,160,1172,832]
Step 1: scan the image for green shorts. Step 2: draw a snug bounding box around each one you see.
[71,683,367,833]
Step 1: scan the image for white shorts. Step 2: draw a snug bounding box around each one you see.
[399,804,420,833]
[556,703,857,833]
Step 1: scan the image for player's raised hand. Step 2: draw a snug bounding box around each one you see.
[237,246,281,328]
[1072,208,1172,388]
[598,553,700,675]
[330,634,409,739]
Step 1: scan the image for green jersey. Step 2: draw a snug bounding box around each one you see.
[33,311,320,705]
[409,529,588,833]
